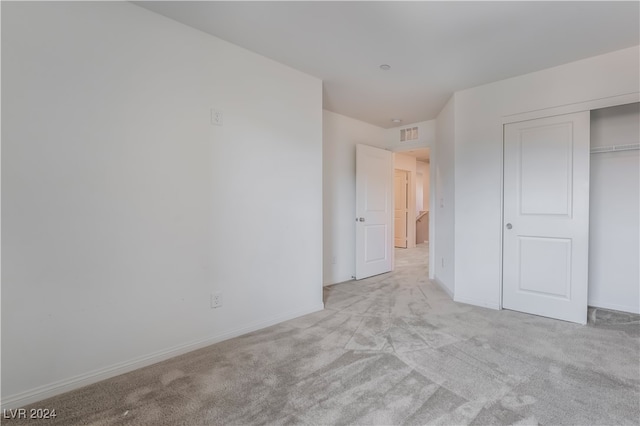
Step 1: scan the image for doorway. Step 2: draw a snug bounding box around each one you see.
[353,144,433,281]
[392,148,432,278]
[588,103,639,314]
[393,149,431,247]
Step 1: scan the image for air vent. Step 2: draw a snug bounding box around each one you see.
[400,127,418,142]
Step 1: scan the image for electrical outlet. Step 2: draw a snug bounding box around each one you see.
[211,292,223,308]
[332,256,337,265]
[211,109,223,126]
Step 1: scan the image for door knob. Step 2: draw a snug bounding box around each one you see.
[506,223,512,229]
[359,217,365,222]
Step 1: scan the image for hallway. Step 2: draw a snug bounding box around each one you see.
[394,242,430,268]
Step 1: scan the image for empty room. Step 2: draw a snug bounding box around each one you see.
[2,1,639,425]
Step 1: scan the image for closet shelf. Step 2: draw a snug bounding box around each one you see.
[590,143,640,154]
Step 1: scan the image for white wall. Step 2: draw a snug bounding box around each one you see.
[452,46,639,309]
[323,110,386,285]
[589,103,640,313]
[394,153,417,248]
[2,2,323,407]
[416,161,430,215]
[434,96,456,297]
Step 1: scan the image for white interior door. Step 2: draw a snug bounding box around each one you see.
[356,144,393,279]
[394,170,408,248]
[503,111,590,324]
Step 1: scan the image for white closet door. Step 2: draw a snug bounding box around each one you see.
[503,111,590,324]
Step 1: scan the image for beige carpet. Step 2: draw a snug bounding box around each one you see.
[5,244,639,425]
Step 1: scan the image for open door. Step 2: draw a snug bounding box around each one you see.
[355,144,393,280]
[503,111,590,324]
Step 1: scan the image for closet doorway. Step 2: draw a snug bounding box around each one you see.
[588,102,639,314]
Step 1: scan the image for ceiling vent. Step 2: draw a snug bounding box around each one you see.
[400,127,418,142]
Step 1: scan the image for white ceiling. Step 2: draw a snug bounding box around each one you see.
[136,1,639,128]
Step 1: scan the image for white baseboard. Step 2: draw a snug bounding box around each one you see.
[432,277,454,299]
[454,295,500,310]
[588,300,640,314]
[1,303,325,410]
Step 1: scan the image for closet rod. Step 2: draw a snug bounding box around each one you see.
[590,143,640,154]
